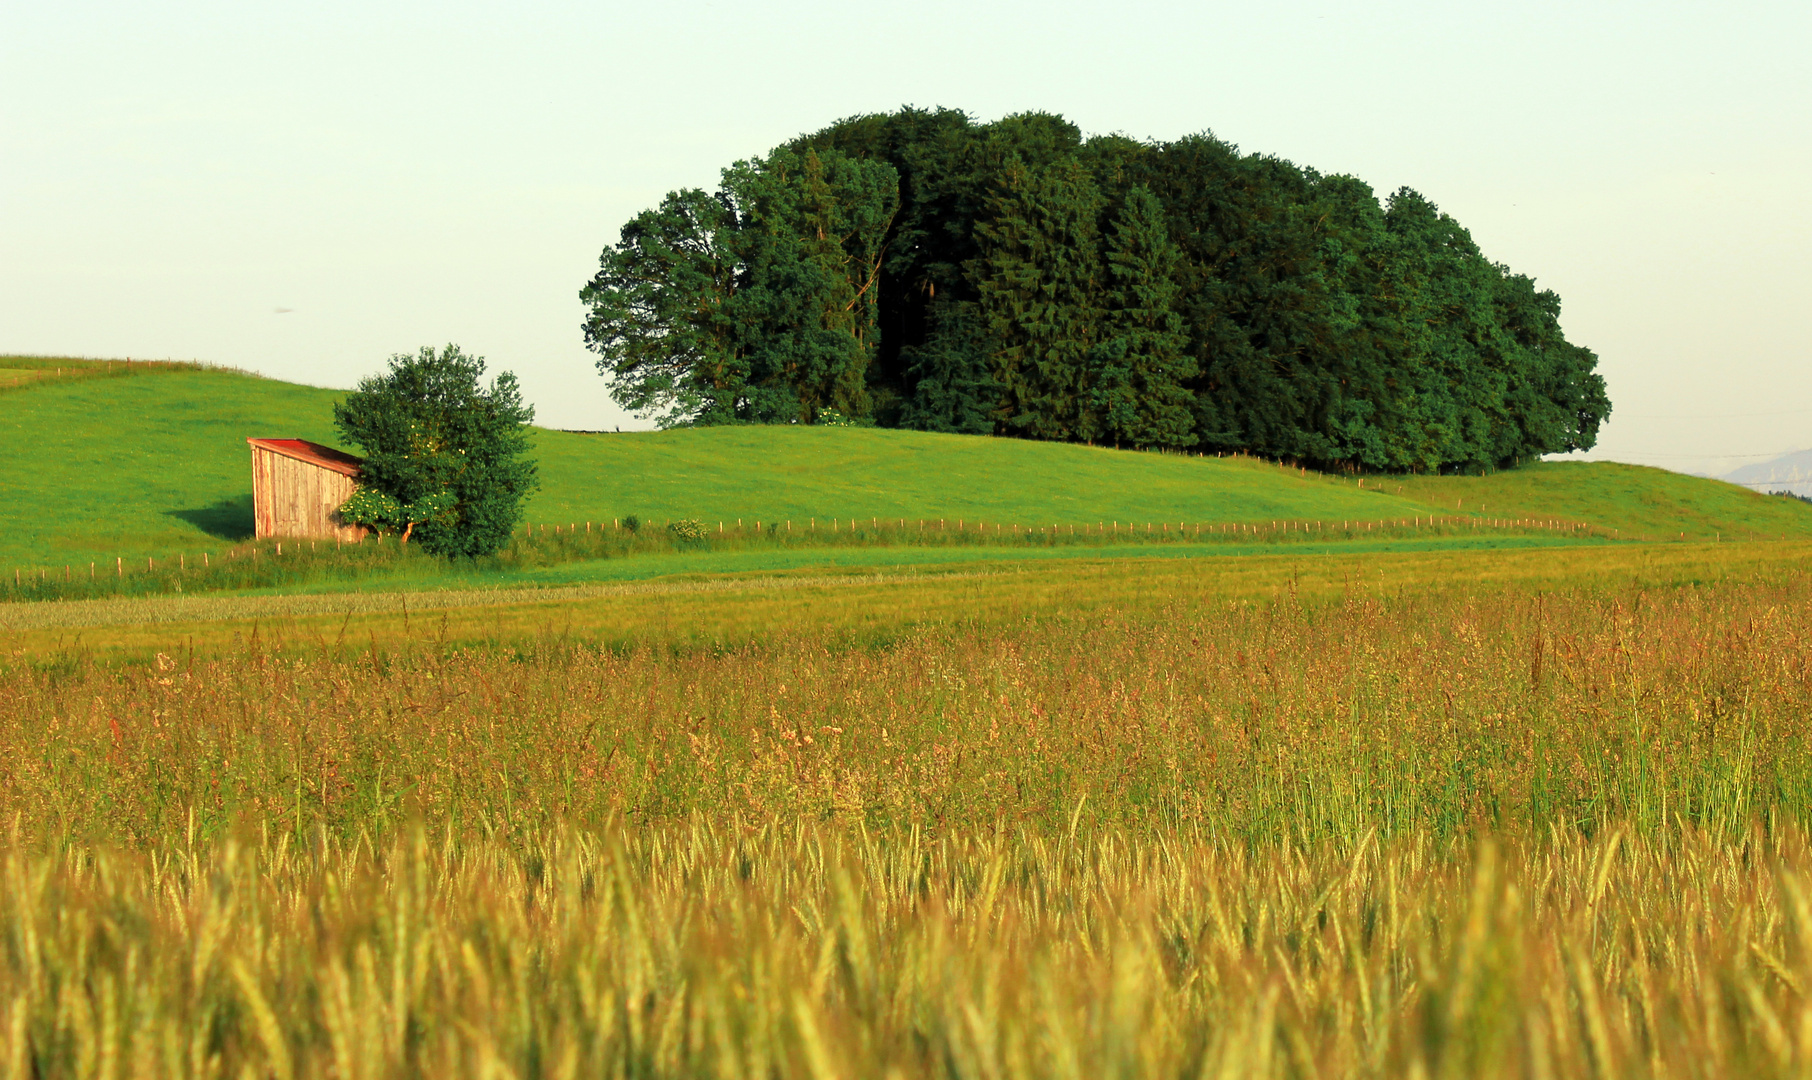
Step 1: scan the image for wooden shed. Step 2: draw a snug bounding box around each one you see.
[245,438,369,541]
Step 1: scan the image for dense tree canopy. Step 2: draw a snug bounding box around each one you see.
[582,108,1609,472]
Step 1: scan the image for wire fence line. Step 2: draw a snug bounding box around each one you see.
[0,512,1664,607]
[0,567,1016,634]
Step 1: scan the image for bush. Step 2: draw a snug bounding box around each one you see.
[668,519,706,542]
[333,345,537,558]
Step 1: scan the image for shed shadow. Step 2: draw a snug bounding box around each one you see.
[167,495,254,541]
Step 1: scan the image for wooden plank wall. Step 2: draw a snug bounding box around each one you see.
[250,447,368,541]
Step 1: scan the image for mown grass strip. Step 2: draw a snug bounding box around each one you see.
[4,538,1805,663]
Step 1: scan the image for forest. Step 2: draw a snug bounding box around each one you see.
[580,108,1610,473]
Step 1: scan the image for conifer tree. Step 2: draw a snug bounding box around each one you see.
[1090,186,1197,447]
[972,155,1105,441]
[897,300,999,434]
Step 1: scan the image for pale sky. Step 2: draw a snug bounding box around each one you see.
[4,1,1807,478]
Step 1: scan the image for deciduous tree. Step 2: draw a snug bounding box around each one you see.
[333,345,537,558]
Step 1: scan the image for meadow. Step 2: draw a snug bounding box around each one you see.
[7,360,1812,1076]
[8,542,1811,842]
[5,358,1807,576]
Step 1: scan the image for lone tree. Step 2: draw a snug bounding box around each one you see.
[333,345,537,558]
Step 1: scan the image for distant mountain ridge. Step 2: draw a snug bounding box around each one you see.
[1726,449,1812,497]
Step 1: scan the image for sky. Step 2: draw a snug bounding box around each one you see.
[4,0,1808,479]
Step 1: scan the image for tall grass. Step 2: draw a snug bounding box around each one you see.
[4,565,1808,845]
[0,535,434,603]
[9,821,1812,1078]
[5,562,1812,1075]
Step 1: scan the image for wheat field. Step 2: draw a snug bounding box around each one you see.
[10,821,1812,1079]
[3,555,1811,1076]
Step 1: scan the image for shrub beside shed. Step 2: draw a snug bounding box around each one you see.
[246,438,368,541]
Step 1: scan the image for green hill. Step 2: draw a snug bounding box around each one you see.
[1391,463,1812,543]
[2,360,349,566]
[530,425,1427,530]
[2,358,1807,567]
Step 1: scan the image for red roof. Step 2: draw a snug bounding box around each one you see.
[246,438,363,477]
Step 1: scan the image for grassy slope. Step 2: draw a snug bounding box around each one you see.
[4,359,1808,567]
[0,362,1434,565]
[0,361,348,564]
[1390,461,1812,541]
[530,425,1427,528]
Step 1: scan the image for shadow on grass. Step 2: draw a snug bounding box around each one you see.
[167,496,254,541]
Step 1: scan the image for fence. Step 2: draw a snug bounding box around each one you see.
[1,512,1649,605]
